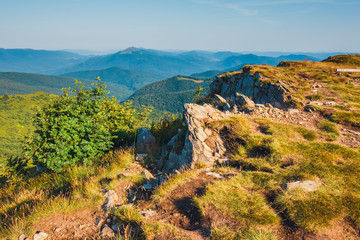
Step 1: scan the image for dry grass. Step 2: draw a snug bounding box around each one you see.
[199,116,360,235]
[151,168,199,205]
[0,148,134,239]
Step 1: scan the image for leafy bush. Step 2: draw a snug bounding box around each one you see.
[23,78,151,172]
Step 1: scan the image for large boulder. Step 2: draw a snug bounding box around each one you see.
[136,127,156,153]
[158,104,227,173]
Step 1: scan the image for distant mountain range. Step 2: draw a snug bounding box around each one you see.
[62,67,168,91]
[0,47,349,104]
[0,48,89,74]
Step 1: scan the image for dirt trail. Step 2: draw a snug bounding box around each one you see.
[145,172,217,240]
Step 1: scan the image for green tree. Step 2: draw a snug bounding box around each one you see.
[193,86,204,100]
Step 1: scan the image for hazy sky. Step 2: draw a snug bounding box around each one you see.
[1,0,359,52]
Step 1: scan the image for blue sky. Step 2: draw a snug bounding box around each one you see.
[0,0,359,52]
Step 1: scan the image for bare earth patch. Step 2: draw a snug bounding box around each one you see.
[31,208,103,240]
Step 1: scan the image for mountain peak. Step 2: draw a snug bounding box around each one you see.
[120,47,144,54]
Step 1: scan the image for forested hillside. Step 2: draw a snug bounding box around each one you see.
[129,75,212,112]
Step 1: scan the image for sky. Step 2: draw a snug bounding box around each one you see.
[0,0,359,52]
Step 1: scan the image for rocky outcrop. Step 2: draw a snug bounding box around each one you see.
[210,66,292,110]
[136,127,156,153]
[157,66,295,173]
[158,104,227,173]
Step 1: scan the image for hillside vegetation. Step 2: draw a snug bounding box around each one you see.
[0,92,53,167]
[241,54,360,128]
[129,75,212,112]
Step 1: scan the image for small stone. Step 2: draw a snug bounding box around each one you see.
[143,184,153,190]
[33,231,48,240]
[214,94,227,103]
[100,225,115,238]
[18,234,27,240]
[205,172,224,179]
[265,103,274,109]
[95,217,105,228]
[140,210,157,218]
[288,109,299,114]
[53,227,62,232]
[324,101,337,106]
[142,169,155,181]
[111,223,123,232]
[136,153,148,161]
[282,179,322,192]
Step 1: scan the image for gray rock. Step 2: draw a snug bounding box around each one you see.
[142,169,155,181]
[33,232,48,240]
[205,172,224,179]
[140,210,157,219]
[111,223,123,232]
[235,93,255,108]
[214,94,228,105]
[102,190,118,214]
[143,184,153,190]
[288,109,299,114]
[282,180,322,192]
[136,153,148,161]
[324,101,337,106]
[265,103,274,108]
[136,127,156,153]
[100,225,115,238]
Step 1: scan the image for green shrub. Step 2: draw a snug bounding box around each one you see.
[22,78,151,172]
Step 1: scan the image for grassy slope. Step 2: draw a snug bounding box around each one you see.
[240,54,360,127]
[0,72,132,100]
[195,116,360,238]
[0,149,136,239]
[0,92,53,167]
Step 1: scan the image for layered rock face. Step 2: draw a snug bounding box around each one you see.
[157,104,227,173]
[210,66,292,109]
